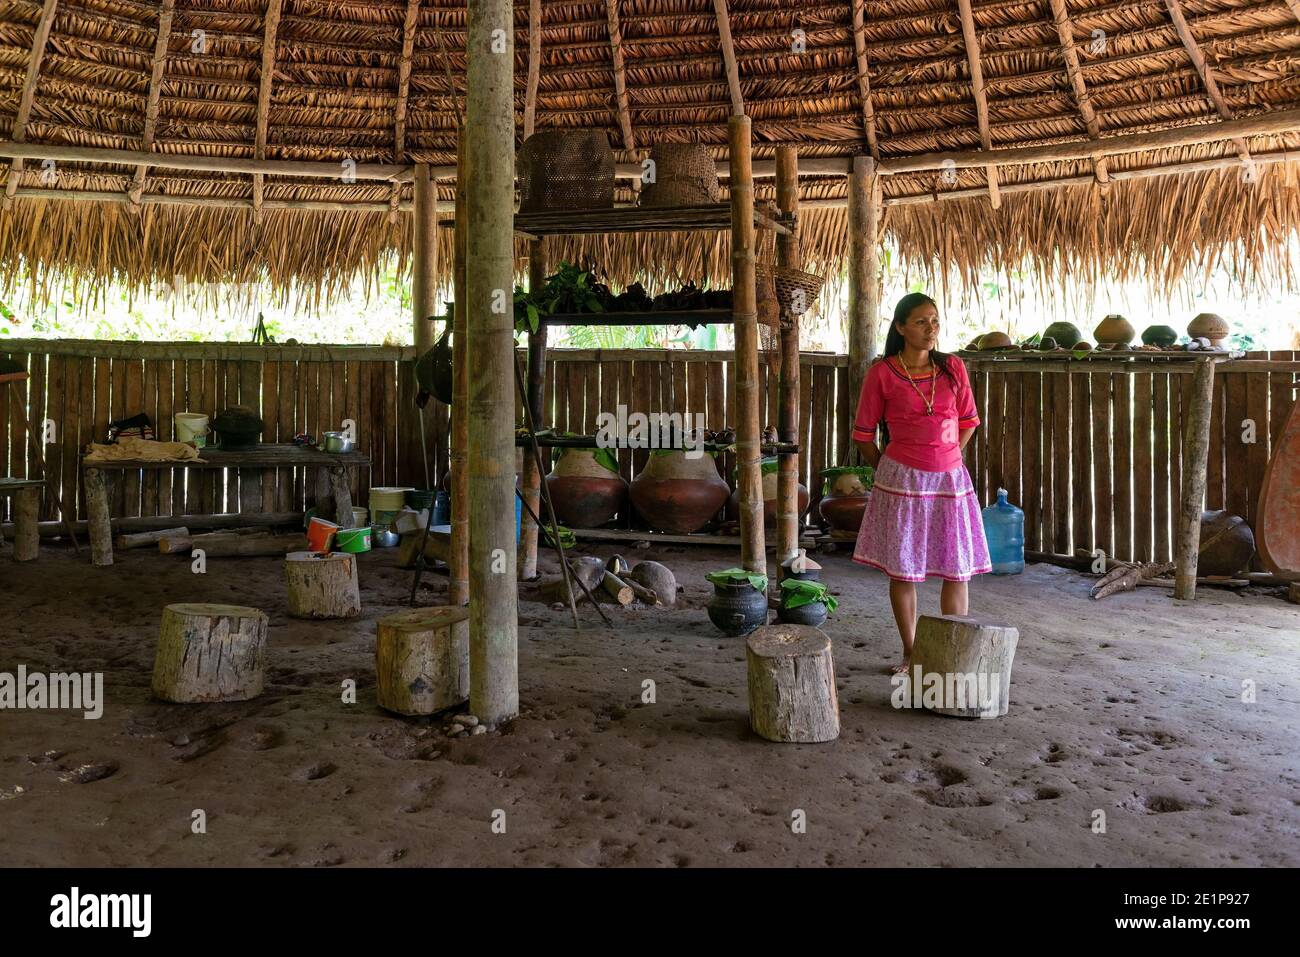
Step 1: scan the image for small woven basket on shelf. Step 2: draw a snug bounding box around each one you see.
[517,131,615,213]
[755,263,825,322]
[639,142,721,208]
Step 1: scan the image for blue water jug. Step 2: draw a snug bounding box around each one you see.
[432,490,451,527]
[982,488,1024,574]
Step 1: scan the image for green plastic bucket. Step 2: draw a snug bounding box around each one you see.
[335,526,372,553]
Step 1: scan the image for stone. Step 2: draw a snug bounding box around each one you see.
[453,713,479,727]
[471,725,487,736]
[447,723,465,736]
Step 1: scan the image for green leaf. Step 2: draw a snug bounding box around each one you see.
[706,567,767,592]
[780,578,838,614]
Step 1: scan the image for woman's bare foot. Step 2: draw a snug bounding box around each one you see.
[891,658,911,676]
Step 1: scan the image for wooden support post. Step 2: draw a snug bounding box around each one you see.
[774,147,801,573]
[847,155,882,456]
[519,239,548,580]
[449,139,470,610]
[13,486,39,562]
[84,467,113,566]
[1174,359,1217,599]
[329,466,355,528]
[730,115,765,577]
[910,615,1019,718]
[465,0,520,726]
[152,604,268,703]
[412,161,438,353]
[746,624,840,742]
[375,607,470,715]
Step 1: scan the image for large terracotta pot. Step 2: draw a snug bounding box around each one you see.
[725,458,809,524]
[546,448,627,528]
[1188,312,1230,348]
[1043,321,1083,348]
[1094,314,1136,345]
[630,451,729,533]
[817,466,875,532]
[1199,509,1255,576]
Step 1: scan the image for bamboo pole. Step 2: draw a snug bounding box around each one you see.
[449,142,470,611]
[774,147,801,573]
[712,0,745,117]
[129,0,175,207]
[1047,0,1111,189]
[955,0,1001,207]
[412,161,437,352]
[2,0,59,208]
[730,115,765,576]
[605,0,636,150]
[846,155,882,457]
[465,0,519,725]
[524,0,541,139]
[849,0,880,160]
[519,239,548,579]
[1173,359,1217,600]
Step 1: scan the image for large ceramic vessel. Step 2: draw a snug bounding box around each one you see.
[546,448,628,528]
[726,457,808,524]
[817,466,874,533]
[707,582,768,636]
[1188,312,1230,348]
[1094,314,1136,345]
[629,451,730,533]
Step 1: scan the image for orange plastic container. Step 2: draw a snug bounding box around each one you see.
[306,517,339,552]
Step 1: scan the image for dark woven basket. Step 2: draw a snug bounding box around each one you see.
[639,142,720,208]
[756,263,824,319]
[517,131,615,213]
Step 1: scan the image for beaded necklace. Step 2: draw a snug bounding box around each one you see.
[896,355,937,416]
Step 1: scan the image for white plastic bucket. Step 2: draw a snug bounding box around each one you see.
[175,412,209,444]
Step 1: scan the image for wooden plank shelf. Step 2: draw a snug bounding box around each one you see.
[438,203,792,236]
[541,309,732,327]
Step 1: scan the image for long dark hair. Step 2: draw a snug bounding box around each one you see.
[877,293,960,448]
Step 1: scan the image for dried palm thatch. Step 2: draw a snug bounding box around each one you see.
[0,0,1297,309]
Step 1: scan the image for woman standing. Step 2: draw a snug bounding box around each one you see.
[852,293,991,673]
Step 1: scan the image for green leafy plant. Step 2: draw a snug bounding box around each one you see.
[780,578,838,614]
[705,567,767,592]
[551,439,620,475]
[821,464,874,495]
[542,524,576,549]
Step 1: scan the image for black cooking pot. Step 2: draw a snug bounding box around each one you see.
[211,405,264,450]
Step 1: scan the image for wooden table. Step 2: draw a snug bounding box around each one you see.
[0,478,43,562]
[81,445,371,566]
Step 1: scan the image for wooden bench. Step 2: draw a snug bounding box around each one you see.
[82,444,370,566]
[0,478,43,562]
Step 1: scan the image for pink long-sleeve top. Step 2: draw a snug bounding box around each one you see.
[852,355,980,473]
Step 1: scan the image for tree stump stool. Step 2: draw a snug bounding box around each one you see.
[910,615,1019,719]
[284,551,361,619]
[746,624,840,743]
[0,481,42,562]
[152,603,268,703]
[375,606,470,716]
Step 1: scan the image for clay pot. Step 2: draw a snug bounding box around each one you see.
[707,581,768,636]
[776,598,828,628]
[817,466,874,533]
[629,451,730,533]
[1094,314,1136,345]
[1198,509,1255,576]
[725,459,809,524]
[1188,312,1230,348]
[1038,337,1058,351]
[978,331,1013,350]
[1043,321,1083,348]
[1141,324,1179,348]
[545,448,628,528]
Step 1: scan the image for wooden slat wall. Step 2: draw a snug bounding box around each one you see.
[967,351,1299,564]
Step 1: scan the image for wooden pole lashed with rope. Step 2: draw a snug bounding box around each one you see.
[774,146,801,573]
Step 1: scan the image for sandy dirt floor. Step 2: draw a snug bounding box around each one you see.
[1,539,1297,867]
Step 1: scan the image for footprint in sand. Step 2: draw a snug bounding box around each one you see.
[301,762,337,781]
[58,761,118,784]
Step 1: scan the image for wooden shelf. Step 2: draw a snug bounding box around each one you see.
[516,433,799,455]
[541,309,732,327]
[438,203,791,236]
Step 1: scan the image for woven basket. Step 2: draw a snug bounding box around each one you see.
[517,131,615,214]
[756,263,824,319]
[639,142,721,208]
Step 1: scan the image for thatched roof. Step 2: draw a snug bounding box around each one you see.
[1,0,1298,308]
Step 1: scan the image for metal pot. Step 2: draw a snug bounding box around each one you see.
[210,405,263,450]
[371,525,400,548]
[322,431,355,453]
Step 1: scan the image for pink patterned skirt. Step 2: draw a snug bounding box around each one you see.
[853,455,992,583]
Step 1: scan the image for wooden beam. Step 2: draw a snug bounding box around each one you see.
[1047,0,1110,189]
[390,0,422,221]
[878,107,1300,173]
[712,0,745,117]
[465,0,519,725]
[1163,0,1251,164]
[129,0,175,207]
[3,0,59,207]
[846,154,882,451]
[412,162,437,351]
[524,0,541,139]
[1174,359,1217,599]
[775,146,801,570]
[849,0,880,161]
[956,0,1000,207]
[605,0,635,151]
[0,141,414,181]
[252,0,284,224]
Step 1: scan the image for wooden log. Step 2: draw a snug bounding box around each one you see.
[909,615,1019,719]
[1174,360,1217,599]
[84,467,113,566]
[1090,561,1175,599]
[116,526,189,549]
[465,0,520,725]
[601,570,634,605]
[151,603,268,703]
[1289,582,1300,605]
[284,551,361,619]
[746,624,840,743]
[197,533,307,558]
[775,146,801,572]
[375,606,470,716]
[329,467,355,529]
[13,486,38,562]
[519,239,548,580]
[412,162,437,353]
[449,139,469,609]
